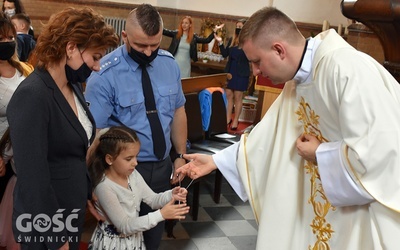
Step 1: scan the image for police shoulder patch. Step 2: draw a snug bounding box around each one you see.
[99,56,121,75]
[158,49,174,59]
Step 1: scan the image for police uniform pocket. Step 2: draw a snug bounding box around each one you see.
[118,91,144,117]
[157,84,178,113]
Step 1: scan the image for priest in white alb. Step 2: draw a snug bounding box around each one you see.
[177,7,400,250]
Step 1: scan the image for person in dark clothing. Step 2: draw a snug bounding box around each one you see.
[11,13,35,62]
[2,0,34,37]
[215,19,250,130]
[7,7,118,249]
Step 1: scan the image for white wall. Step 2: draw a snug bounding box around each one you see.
[274,0,350,27]
[101,0,349,26]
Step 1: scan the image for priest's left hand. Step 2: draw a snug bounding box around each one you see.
[296,133,321,162]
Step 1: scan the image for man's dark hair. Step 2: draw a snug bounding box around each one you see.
[135,4,162,36]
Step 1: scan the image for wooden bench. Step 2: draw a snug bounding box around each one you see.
[180,73,229,220]
[182,73,228,94]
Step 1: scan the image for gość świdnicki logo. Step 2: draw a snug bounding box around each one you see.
[15,209,80,243]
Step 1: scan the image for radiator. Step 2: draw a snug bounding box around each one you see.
[105,16,126,48]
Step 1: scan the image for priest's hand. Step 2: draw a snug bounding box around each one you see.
[296,133,321,162]
[176,153,217,179]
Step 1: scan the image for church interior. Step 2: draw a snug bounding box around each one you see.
[1,0,399,249]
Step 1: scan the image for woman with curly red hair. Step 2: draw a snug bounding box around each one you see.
[7,7,118,250]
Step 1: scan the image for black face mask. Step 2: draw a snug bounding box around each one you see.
[0,41,16,61]
[65,57,92,84]
[235,28,242,35]
[128,46,159,66]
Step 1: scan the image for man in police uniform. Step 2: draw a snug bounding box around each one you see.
[85,4,187,249]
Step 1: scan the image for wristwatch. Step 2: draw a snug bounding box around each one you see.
[172,153,185,162]
[176,153,184,160]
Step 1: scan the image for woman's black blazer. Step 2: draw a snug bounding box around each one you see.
[7,68,95,248]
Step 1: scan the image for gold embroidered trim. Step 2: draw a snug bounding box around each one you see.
[296,96,335,250]
[242,133,260,224]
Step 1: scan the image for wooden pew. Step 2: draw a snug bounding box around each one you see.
[180,73,229,220]
[181,73,228,93]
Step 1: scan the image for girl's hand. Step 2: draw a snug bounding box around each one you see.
[172,187,188,203]
[160,199,190,220]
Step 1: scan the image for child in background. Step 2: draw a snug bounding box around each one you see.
[88,126,189,249]
[10,13,35,62]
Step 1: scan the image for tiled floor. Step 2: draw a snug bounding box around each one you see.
[81,172,258,250]
[159,173,258,250]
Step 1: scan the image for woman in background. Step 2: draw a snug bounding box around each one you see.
[2,0,33,37]
[0,13,33,250]
[163,16,223,78]
[7,7,118,249]
[215,19,250,130]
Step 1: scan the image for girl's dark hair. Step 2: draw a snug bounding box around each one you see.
[88,126,140,188]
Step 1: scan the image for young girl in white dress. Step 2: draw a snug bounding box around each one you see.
[87,126,190,249]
